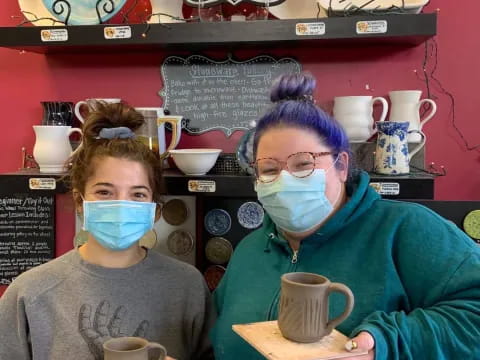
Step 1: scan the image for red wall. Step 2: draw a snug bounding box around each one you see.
[0,1,478,296]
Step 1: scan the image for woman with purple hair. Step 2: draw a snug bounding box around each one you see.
[211,73,480,359]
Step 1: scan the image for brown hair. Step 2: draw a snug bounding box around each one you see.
[67,101,163,205]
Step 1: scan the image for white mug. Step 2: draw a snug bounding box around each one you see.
[333,96,388,142]
[74,98,121,124]
[389,90,437,143]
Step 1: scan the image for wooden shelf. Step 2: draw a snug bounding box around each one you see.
[0,13,437,54]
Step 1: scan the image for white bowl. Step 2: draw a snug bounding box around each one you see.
[169,149,222,176]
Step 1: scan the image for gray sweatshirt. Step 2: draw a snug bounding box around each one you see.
[0,249,215,360]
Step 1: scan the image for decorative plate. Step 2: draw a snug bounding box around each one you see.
[205,237,233,264]
[269,0,326,19]
[149,0,184,23]
[162,198,189,226]
[167,230,194,255]
[18,0,64,26]
[203,264,226,291]
[139,229,158,249]
[73,229,89,247]
[41,0,127,25]
[204,208,231,236]
[237,201,264,229]
[236,128,256,175]
[463,210,480,240]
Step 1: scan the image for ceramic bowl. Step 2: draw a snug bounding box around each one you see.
[169,149,222,176]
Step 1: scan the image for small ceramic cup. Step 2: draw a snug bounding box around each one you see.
[103,337,166,360]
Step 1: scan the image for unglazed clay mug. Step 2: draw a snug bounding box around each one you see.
[278,272,354,343]
[103,337,166,360]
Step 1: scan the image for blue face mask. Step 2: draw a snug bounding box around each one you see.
[256,169,336,234]
[83,200,156,251]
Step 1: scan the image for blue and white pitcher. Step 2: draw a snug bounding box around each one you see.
[374,122,425,175]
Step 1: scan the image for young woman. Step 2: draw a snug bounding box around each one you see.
[211,73,480,360]
[0,102,215,360]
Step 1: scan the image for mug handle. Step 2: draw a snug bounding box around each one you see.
[325,282,354,333]
[74,101,88,124]
[69,128,83,156]
[157,118,179,160]
[370,97,389,136]
[146,342,167,360]
[418,99,437,127]
[408,130,426,158]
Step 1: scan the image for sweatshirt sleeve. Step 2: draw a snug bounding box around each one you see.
[0,282,32,360]
[351,206,480,360]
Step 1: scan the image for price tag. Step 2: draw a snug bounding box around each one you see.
[370,182,400,196]
[40,29,68,42]
[104,26,132,40]
[356,20,388,34]
[188,180,216,193]
[29,178,56,190]
[296,22,326,36]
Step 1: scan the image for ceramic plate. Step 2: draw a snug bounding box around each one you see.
[41,0,127,25]
[236,128,256,175]
[463,210,480,240]
[203,264,226,291]
[149,0,184,23]
[237,202,264,229]
[162,198,189,226]
[167,230,194,255]
[269,0,326,19]
[318,0,428,14]
[18,0,64,26]
[205,237,233,264]
[204,208,231,236]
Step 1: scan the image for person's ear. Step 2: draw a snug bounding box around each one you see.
[73,190,84,216]
[154,201,163,222]
[336,152,349,182]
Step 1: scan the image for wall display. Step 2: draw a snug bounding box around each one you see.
[0,180,55,285]
[162,198,189,226]
[236,128,256,175]
[205,236,233,264]
[204,264,226,291]
[463,210,480,240]
[160,54,301,136]
[237,201,264,229]
[204,208,232,236]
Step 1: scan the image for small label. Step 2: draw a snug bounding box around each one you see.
[104,26,132,39]
[40,29,68,42]
[356,20,387,34]
[188,180,216,193]
[370,182,400,196]
[29,178,57,190]
[296,22,326,36]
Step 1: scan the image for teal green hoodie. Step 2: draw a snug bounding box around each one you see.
[211,171,480,360]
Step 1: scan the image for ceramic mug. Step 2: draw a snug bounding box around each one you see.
[33,125,82,173]
[333,95,388,142]
[278,272,354,343]
[74,98,122,124]
[388,90,437,143]
[103,337,167,360]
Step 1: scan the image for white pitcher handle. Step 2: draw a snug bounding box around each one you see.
[408,130,426,158]
[370,97,388,136]
[69,128,83,157]
[74,101,88,124]
[418,99,437,127]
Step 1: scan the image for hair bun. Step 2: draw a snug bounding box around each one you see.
[270,72,316,103]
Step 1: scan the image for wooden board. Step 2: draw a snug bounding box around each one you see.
[232,321,369,360]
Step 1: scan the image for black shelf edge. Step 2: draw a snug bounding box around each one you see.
[0,13,437,54]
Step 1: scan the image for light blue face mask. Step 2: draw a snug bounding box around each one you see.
[256,169,336,234]
[83,200,156,251]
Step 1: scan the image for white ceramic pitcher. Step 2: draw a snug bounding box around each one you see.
[333,96,388,142]
[389,90,437,143]
[33,125,83,173]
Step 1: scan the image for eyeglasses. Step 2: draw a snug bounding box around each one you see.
[252,151,333,183]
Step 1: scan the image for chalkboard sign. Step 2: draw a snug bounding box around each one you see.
[0,184,55,285]
[159,55,302,136]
